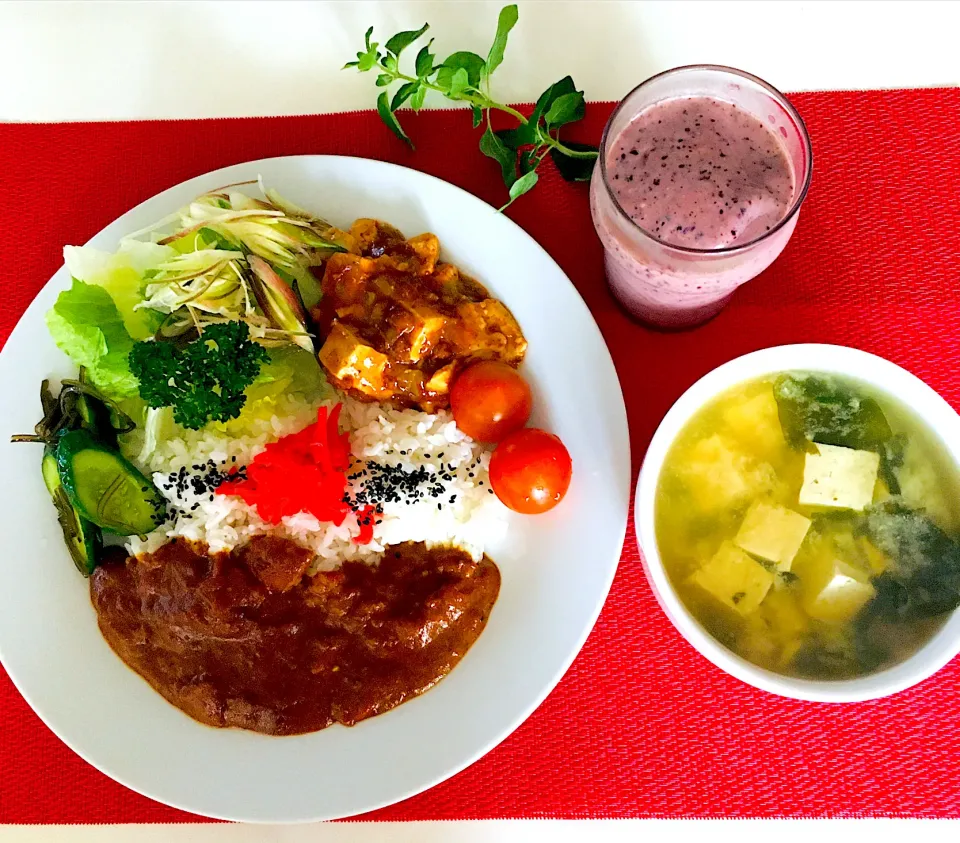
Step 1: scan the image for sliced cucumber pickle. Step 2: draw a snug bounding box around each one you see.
[41,446,62,498]
[56,429,166,535]
[42,445,103,576]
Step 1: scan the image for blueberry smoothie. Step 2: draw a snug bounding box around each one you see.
[608,97,794,250]
[590,68,811,328]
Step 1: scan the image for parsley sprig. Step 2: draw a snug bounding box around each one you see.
[345,4,598,209]
[129,321,268,430]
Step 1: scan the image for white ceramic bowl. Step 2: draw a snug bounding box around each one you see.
[636,343,960,702]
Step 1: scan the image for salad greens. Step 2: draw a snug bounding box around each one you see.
[48,184,334,426]
[130,321,269,430]
[346,4,598,209]
[46,279,140,399]
[145,183,346,314]
[63,241,173,340]
[20,183,342,573]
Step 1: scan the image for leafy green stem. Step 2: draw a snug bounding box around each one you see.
[345,4,599,208]
[547,138,599,158]
[376,60,528,123]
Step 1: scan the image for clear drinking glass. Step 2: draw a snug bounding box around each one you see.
[589,65,813,329]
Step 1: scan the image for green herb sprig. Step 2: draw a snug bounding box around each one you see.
[345,4,598,209]
[129,321,269,430]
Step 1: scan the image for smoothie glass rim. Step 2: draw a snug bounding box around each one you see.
[598,63,814,257]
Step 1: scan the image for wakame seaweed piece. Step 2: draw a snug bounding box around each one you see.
[850,603,898,673]
[792,634,863,680]
[859,499,960,620]
[878,433,907,495]
[773,374,893,451]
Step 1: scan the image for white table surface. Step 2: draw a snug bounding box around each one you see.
[1,0,957,122]
[1,0,958,839]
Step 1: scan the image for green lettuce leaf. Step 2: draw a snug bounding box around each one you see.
[45,278,139,398]
[63,240,174,340]
[248,345,329,402]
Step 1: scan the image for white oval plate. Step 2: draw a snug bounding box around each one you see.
[0,156,629,823]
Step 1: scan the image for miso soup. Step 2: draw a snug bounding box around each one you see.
[655,372,960,680]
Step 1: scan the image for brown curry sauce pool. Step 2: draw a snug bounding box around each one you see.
[91,537,500,735]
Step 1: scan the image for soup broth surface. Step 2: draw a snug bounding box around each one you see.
[655,373,960,680]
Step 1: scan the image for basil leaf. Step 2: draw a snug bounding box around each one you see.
[385,23,429,57]
[549,142,598,182]
[532,76,577,125]
[496,126,534,149]
[410,85,427,112]
[544,91,585,128]
[485,4,518,77]
[434,66,453,93]
[415,41,435,77]
[507,170,538,202]
[471,105,483,128]
[377,91,413,148]
[375,74,392,87]
[440,51,486,87]
[382,53,398,73]
[447,67,471,100]
[364,26,375,51]
[480,124,517,188]
[356,47,380,72]
[343,61,359,70]
[391,81,421,111]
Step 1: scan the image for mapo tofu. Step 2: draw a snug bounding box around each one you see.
[312,219,527,411]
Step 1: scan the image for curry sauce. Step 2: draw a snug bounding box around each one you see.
[91,537,500,735]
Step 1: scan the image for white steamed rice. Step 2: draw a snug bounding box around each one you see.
[125,392,508,569]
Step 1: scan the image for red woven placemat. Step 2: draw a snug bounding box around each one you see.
[1,89,959,822]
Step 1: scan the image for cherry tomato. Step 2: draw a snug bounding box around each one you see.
[489,428,572,515]
[450,361,532,443]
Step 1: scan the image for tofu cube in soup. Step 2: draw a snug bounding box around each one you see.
[799,556,875,624]
[690,541,775,616]
[735,501,811,572]
[799,444,880,511]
